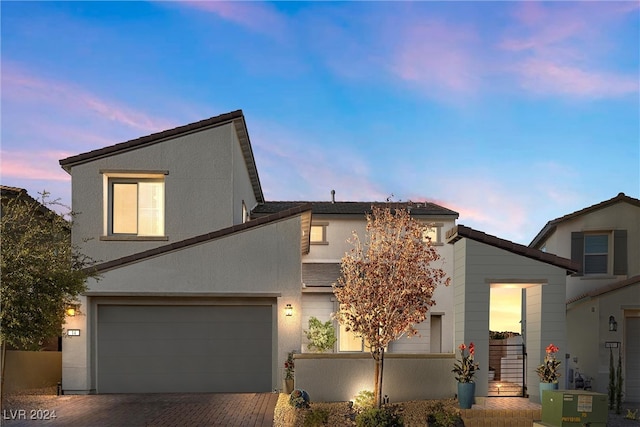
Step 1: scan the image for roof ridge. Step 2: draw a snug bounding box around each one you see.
[529,192,640,248]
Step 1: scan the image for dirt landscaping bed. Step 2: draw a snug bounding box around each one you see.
[273,393,463,427]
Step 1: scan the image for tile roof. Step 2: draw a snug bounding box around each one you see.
[529,192,640,248]
[446,224,579,273]
[59,110,264,204]
[566,274,640,305]
[253,201,459,217]
[88,203,311,274]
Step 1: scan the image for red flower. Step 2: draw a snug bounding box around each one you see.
[469,342,475,355]
[546,344,559,354]
[458,343,466,351]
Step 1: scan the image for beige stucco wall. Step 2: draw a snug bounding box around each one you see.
[452,238,568,402]
[295,353,457,402]
[302,215,457,354]
[62,215,303,393]
[539,202,640,301]
[69,123,258,264]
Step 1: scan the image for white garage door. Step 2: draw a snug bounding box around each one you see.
[97,304,272,393]
[627,317,640,402]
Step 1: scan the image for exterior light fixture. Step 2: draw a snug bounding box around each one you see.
[285,304,293,317]
[66,307,76,317]
[609,316,617,332]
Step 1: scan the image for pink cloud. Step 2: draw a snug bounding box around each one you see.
[2,63,176,134]
[1,150,72,182]
[499,2,639,98]
[516,58,638,97]
[388,20,482,95]
[180,1,287,39]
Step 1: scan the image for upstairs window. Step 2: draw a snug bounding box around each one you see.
[571,230,627,276]
[584,234,608,274]
[109,178,164,236]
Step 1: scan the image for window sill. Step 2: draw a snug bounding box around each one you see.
[100,235,169,241]
[310,242,329,245]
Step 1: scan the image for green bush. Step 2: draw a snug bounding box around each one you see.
[303,408,330,427]
[304,317,337,352]
[353,390,375,410]
[356,407,403,427]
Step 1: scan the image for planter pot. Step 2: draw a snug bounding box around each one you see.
[457,382,476,409]
[283,379,294,394]
[539,382,558,402]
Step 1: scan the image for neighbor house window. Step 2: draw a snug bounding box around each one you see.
[571,230,627,276]
[310,223,328,244]
[110,179,164,236]
[584,234,609,274]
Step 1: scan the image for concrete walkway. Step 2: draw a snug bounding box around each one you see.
[2,392,279,427]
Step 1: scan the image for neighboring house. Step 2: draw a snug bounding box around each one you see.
[530,193,640,402]
[253,199,459,355]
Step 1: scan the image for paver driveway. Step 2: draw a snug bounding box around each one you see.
[2,392,278,427]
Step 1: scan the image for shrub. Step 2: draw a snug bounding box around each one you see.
[355,407,403,427]
[304,317,337,352]
[302,408,330,427]
[353,390,375,410]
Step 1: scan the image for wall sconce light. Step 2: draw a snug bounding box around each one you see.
[285,304,293,317]
[609,316,617,332]
[65,306,76,317]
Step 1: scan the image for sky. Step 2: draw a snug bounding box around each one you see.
[2,1,639,246]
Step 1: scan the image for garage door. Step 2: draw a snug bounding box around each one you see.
[627,317,640,402]
[97,305,272,393]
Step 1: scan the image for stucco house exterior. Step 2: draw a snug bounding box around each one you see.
[59,109,617,404]
[59,111,310,394]
[529,193,640,402]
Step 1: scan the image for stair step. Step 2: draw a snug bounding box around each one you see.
[461,418,537,427]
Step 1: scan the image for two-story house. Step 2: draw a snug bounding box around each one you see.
[58,110,576,403]
[529,193,640,402]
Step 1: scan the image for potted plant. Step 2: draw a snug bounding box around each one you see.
[304,316,336,353]
[452,342,479,409]
[536,343,561,401]
[283,351,295,393]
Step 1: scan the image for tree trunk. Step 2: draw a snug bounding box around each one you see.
[373,347,385,408]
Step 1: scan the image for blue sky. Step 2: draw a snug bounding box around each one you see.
[2,1,639,244]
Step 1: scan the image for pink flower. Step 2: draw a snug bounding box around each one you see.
[458,343,466,351]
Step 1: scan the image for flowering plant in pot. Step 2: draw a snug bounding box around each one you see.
[452,342,479,409]
[536,343,561,401]
[283,351,295,393]
[452,342,479,383]
[536,344,561,383]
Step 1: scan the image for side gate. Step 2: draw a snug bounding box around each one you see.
[488,342,527,397]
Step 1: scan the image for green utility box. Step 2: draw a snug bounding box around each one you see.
[541,390,607,427]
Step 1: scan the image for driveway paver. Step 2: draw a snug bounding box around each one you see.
[2,392,278,427]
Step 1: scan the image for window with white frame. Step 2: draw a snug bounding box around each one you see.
[109,178,164,236]
[584,233,609,274]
